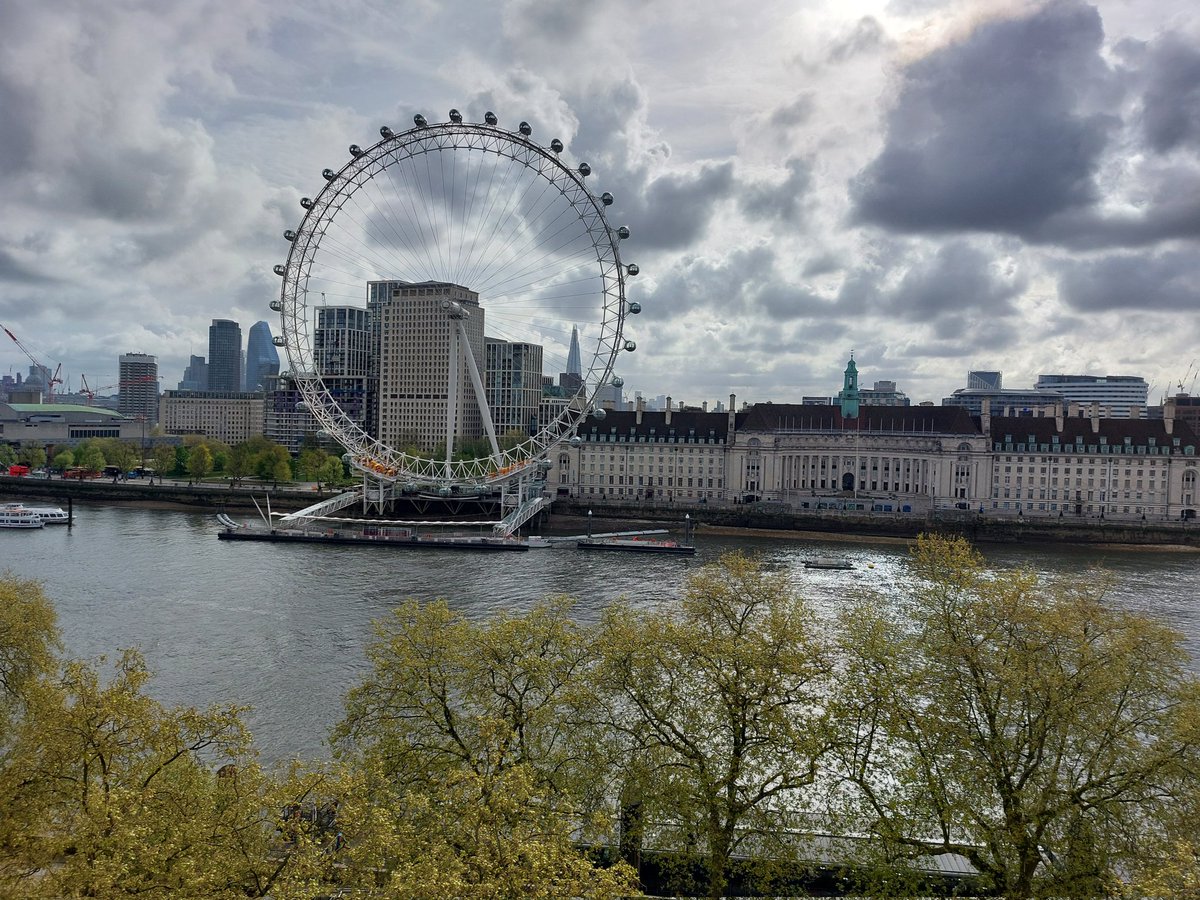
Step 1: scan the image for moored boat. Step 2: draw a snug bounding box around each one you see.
[0,506,45,529]
[804,557,854,570]
[4,502,69,524]
[577,537,696,555]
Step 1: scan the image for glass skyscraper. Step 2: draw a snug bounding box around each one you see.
[244,321,280,392]
[207,319,242,393]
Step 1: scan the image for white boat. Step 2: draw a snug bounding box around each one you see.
[3,502,68,524]
[0,506,45,529]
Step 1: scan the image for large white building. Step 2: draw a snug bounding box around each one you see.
[118,353,159,425]
[159,391,265,445]
[371,281,485,453]
[1034,374,1149,418]
[546,361,1199,521]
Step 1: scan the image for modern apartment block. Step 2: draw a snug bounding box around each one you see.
[485,339,543,437]
[207,319,243,393]
[117,352,159,425]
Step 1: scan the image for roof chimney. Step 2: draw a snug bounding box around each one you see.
[1055,401,1063,432]
[665,396,672,426]
[980,397,991,435]
[1164,397,1176,436]
[1090,401,1100,433]
[728,393,736,437]
[636,395,644,425]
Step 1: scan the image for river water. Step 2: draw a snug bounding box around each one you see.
[3,502,1197,761]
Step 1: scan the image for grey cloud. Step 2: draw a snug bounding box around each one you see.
[739,158,812,226]
[852,1,1113,238]
[1057,249,1199,312]
[623,162,736,251]
[637,244,778,320]
[767,95,816,130]
[887,241,1024,321]
[1139,32,1200,154]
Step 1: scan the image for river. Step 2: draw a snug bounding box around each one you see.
[3,502,1197,761]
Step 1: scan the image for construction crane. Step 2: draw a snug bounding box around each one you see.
[79,374,157,405]
[2,324,62,402]
[1178,360,1197,397]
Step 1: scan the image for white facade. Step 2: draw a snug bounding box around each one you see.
[118,353,159,425]
[1034,374,1149,418]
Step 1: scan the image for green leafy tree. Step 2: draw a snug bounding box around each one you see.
[187,443,213,481]
[100,439,138,474]
[15,446,46,469]
[318,456,344,489]
[298,448,328,482]
[73,443,105,472]
[152,443,177,478]
[0,575,60,741]
[594,551,834,900]
[0,445,16,468]
[51,449,75,472]
[226,443,254,486]
[833,534,1200,899]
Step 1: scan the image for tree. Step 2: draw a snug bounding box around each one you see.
[188,443,213,481]
[100,439,138,474]
[594,551,835,900]
[226,443,254,485]
[153,443,177,478]
[73,442,106,472]
[0,445,15,468]
[833,534,1200,899]
[0,648,339,898]
[16,446,46,469]
[332,599,630,899]
[318,456,344,489]
[0,575,60,741]
[51,449,74,472]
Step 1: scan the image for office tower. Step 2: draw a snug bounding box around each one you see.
[968,371,1003,390]
[244,321,280,392]
[118,353,159,425]
[371,281,485,453]
[207,319,242,392]
[485,339,544,435]
[178,355,208,391]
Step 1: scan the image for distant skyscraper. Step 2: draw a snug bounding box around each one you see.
[244,321,280,391]
[968,370,1003,391]
[178,355,208,391]
[118,352,159,425]
[558,325,584,397]
[208,319,242,392]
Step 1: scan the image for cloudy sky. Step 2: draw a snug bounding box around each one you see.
[1,0,1197,409]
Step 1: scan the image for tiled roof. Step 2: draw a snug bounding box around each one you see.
[738,403,982,435]
[577,408,729,439]
[988,415,1199,451]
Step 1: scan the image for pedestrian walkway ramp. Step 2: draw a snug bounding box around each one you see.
[278,488,363,525]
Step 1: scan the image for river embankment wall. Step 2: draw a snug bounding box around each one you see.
[550,499,1200,549]
[4,476,1196,548]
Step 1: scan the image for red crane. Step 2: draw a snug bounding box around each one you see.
[79,374,157,405]
[2,324,63,402]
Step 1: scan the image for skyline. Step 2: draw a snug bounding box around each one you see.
[0,0,1197,407]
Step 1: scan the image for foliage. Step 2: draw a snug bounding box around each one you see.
[318,456,344,487]
[0,444,16,468]
[187,443,213,480]
[152,443,178,477]
[51,449,74,471]
[594,551,835,899]
[833,534,1200,899]
[16,446,47,469]
[73,442,106,472]
[0,575,60,741]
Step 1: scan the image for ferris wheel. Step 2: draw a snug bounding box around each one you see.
[272,110,640,488]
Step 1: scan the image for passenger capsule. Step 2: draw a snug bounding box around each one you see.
[624,340,637,352]
[349,144,363,157]
[295,400,308,410]
[627,263,639,276]
[283,230,297,242]
[484,111,498,125]
[593,407,607,421]
[413,113,428,128]
[578,162,591,177]
[612,376,624,388]
[551,138,564,153]
[273,264,287,276]
[300,197,313,209]
[269,300,283,312]
[600,192,614,206]
[449,108,463,123]
[617,225,630,239]
[628,301,642,314]
[380,126,394,139]
[519,121,532,136]
[273,336,286,347]
[569,436,582,448]
[322,168,336,181]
